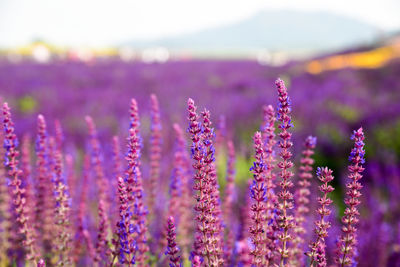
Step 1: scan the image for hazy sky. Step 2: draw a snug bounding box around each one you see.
[0,0,399,47]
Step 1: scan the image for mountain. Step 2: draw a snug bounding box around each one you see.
[125,10,382,55]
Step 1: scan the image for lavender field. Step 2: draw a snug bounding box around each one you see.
[0,57,400,267]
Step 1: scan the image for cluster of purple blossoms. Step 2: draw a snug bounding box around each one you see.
[0,78,373,267]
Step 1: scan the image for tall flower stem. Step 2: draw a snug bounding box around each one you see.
[2,103,38,263]
[249,132,267,266]
[187,99,223,266]
[336,128,365,267]
[307,167,335,266]
[165,216,182,267]
[262,104,279,265]
[222,140,236,264]
[126,99,149,266]
[85,116,111,265]
[275,78,295,267]
[148,94,162,219]
[291,136,317,264]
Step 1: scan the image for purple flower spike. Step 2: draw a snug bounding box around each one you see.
[249,132,268,266]
[187,99,224,266]
[307,167,335,266]
[292,135,317,265]
[85,116,111,264]
[336,128,365,267]
[262,104,279,264]
[115,176,136,266]
[51,135,71,266]
[148,94,162,217]
[3,103,38,262]
[0,106,10,259]
[222,140,236,265]
[172,123,192,259]
[126,99,149,265]
[275,78,295,266]
[35,114,54,254]
[165,216,182,267]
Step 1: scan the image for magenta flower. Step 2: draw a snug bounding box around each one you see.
[172,123,193,259]
[37,258,46,267]
[292,135,317,264]
[51,135,71,266]
[191,255,201,267]
[336,128,365,267]
[2,103,37,262]
[187,98,223,266]
[72,154,93,263]
[222,140,236,264]
[249,131,267,266]
[307,167,335,266]
[85,116,111,264]
[275,78,295,265]
[165,216,182,267]
[237,180,253,267]
[262,104,279,264]
[114,176,135,266]
[20,135,35,227]
[148,94,162,217]
[34,114,54,254]
[126,99,149,266]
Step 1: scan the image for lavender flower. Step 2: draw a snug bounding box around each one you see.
[172,123,193,260]
[35,115,54,255]
[222,140,236,264]
[2,103,37,262]
[307,167,335,266]
[336,128,365,266]
[85,116,111,264]
[201,109,224,261]
[72,154,92,263]
[165,216,182,267]
[115,176,135,266]
[275,78,295,266]
[262,104,279,264]
[0,114,10,261]
[148,94,162,218]
[187,98,223,266]
[51,135,71,266]
[291,135,317,264]
[237,180,253,267]
[126,99,149,266]
[20,135,34,223]
[249,132,267,266]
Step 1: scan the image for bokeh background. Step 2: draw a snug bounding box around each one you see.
[1,1,400,265]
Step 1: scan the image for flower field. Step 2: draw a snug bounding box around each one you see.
[0,56,399,267]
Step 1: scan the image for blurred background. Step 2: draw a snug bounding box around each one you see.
[1,1,400,265]
[1,0,400,179]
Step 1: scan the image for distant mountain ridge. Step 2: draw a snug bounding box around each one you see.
[125,10,381,54]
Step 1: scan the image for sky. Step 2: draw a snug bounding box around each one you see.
[0,0,399,48]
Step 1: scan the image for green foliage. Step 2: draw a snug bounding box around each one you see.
[18,96,37,114]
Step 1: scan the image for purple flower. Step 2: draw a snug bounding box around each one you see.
[187,99,223,266]
[336,127,365,266]
[148,94,162,218]
[306,167,335,266]
[292,135,317,265]
[275,78,295,265]
[3,103,38,262]
[249,131,268,266]
[165,216,182,267]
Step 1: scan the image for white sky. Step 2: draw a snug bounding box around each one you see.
[0,0,399,48]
